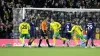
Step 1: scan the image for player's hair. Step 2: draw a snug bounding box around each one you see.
[89,17,92,21]
[67,19,70,21]
[22,19,26,22]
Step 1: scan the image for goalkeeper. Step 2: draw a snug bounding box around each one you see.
[68,22,86,46]
[19,19,30,47]
[50,19,66,46]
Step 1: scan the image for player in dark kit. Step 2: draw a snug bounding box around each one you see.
[85,18,95,48]
[38,18,52,47]
[28,19,36,48]
[62,19,72,47]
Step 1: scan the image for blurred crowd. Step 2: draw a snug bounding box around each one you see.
[0,0,100,8]
[0,0,100,39]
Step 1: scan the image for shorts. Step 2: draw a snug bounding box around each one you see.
[53,31,60,38]
[64,32,71,39]
[20,34,30,38]
[76,34,82,38]
[30,31,35,37]
[76,33,84,40]
[41,30,47,36]
[87,32,94,40]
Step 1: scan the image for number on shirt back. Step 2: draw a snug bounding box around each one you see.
[66,25,69,31]
[22,24,27,29]
[87,25,93,30]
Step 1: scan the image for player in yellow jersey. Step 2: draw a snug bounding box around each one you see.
[50,19,66,46]
[19,19,30,47]
[68,22,86,46]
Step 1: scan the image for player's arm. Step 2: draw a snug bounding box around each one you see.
[85,23,88,33]
[28,23,30,30]
[79,25,82,32]
[68,26,75,33]
[57,22,61,28]
[19,24,22,33]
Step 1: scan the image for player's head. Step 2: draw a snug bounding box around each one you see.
[22,19,26,22]
[89,17,93,21]
[66,19,70,22]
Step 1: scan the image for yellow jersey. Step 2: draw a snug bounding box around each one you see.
[68,25,82,35]
[50,22,61,32]
[19,22,30,34]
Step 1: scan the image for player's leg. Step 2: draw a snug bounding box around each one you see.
[73,33,78,45]
[57,32,66,45]
[19,34,25,47]
[62,32,69,46]
[78,34,86,42]
[28,37,35,47]
[44,30,52,47]
[45,36,52,47]
[90,33,95,48]
[66,33,71,47]
[53,32,57,46]
[28,32,35,47]
[38,30,43,47]
[24,34,32,47]
[38,36,43,47]
[80,35,87,47]
[85,33,90,48]
[62,33,66,46]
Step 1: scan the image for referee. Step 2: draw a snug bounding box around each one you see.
[38,18,52,47]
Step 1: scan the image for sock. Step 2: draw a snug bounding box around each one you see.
[91,39,94,46]
[46,39,50,46]
[63,40,66,44]
[86,39,89,46]
[53,37,56,46]
[73,37,78,45]
[38,39,42,47]
[67,39,70,45]
[19,37,24,45]
[28,42,31,45]
[32,41,34,45]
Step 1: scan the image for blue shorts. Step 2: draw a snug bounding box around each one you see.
[30,31,35,37]
[64,32,71,39]
[87,32,94,40]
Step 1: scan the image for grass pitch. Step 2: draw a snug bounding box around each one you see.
[0,47,100,56]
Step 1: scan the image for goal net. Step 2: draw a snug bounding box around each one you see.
[13,8,100,39]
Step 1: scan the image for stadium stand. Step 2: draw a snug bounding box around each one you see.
[0,0,100,39]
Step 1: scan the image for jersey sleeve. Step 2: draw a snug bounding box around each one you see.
[79,26,82,31]
[28,23,30,30]
[56,22,61,28]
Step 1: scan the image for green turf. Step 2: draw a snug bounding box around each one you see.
[0,47,100,56]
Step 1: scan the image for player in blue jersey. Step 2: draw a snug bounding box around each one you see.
[62,19,72,46]
[85,18,95,48]
[28,19,36,47]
